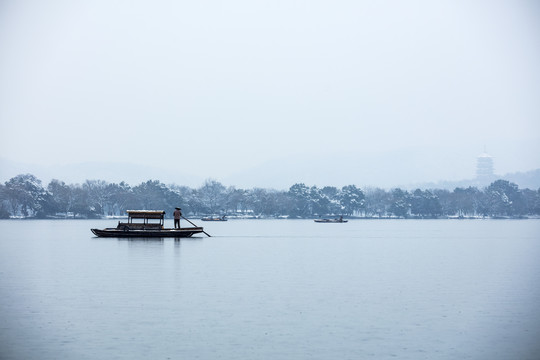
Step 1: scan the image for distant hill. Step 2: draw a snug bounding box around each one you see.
[0,158,203,187]
[503,169,540,189]
[404,169,540,191]
[222,150,478,190]
[1,156,538,191]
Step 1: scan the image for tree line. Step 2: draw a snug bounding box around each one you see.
[1,173,539,219]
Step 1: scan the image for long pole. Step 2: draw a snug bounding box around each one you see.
[182,216,211,237]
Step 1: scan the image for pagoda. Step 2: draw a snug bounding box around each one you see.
[476,151,494,179]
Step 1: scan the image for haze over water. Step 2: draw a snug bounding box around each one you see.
[1,219,539,360]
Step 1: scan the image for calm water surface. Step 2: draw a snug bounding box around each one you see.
[1,219,539,360]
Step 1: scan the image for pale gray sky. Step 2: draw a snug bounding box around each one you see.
[1,0,539,188]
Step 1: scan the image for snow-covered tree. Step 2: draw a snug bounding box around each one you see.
[339,185,365,216]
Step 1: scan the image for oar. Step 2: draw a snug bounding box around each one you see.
[182,216,211,237]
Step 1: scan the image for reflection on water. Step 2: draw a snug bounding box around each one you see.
[118,238,165,243]
[0,219,539,360]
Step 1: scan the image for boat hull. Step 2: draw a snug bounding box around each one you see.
[91,227,204,238]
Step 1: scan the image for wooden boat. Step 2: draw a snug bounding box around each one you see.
[201,215,227,221]
[314,216,348,223]
[91,210,205,238]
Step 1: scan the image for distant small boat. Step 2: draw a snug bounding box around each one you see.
[314,216,348,223]
[201,215,227,221]
[91,210,205,238]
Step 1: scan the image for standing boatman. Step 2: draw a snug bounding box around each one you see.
[173,207,182,229]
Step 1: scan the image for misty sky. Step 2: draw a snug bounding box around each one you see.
[1,0,539,187]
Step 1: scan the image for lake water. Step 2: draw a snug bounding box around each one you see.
[1,219,540,360]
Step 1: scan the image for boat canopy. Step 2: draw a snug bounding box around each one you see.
[126,210,166,224]
[127,210,165,219]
